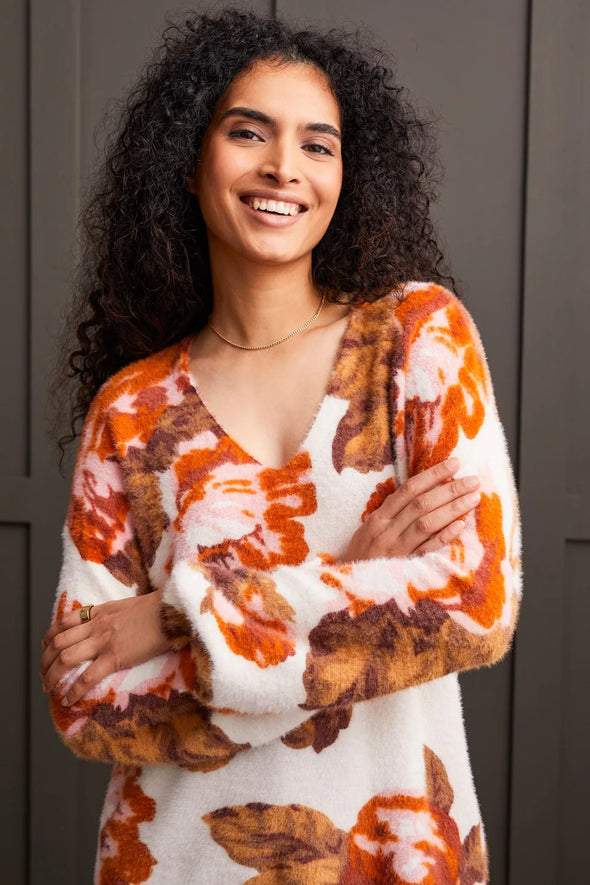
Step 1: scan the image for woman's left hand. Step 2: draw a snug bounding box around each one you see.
[40,588,172,706]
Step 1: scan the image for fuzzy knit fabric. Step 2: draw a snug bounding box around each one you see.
[48,283,521,884]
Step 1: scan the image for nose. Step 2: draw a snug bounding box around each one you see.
[259,136,300,184]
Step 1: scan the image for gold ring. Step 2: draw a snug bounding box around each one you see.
[80,604,94,623]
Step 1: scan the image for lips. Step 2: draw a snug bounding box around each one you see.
[240,193,308,217]
[249,197,300,216]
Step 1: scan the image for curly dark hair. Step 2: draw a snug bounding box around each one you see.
[56,6,455,454]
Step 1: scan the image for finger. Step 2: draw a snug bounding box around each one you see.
[40,622,92,676]
[399,474,480,534]
[378,473,480,540]
[402,490,481,549]
[61,655,115,706]
[413,518,467,556]
[416,474,480,512]
[377,457,460,521]
[41,607,92,650]
[43,637,99,693]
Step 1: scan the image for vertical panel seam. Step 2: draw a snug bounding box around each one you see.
[25,0,32,483]
[25,0,32,881]
[516,10,533,487]
[508,0,534,883]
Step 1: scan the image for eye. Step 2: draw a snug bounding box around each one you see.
[304,142,335,156]
[229,128,263,141]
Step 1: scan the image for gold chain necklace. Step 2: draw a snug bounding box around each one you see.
[208,293,326,351]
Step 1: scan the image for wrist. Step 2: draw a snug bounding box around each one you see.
[157,585,193,650]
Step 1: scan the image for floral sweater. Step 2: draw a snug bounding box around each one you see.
[48,283,521,885]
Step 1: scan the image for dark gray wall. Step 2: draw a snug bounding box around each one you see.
[1,4,31,885]
[511,2,590,883]
[274,8,528,881]
[1,1,587,883]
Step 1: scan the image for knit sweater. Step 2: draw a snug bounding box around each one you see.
[48,282,521,885]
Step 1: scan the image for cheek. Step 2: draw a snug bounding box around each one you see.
[196,154,239,230]
[315,168,343,223]
[197,140,241,201]
[318,162,343,206]
[197,153,226,205]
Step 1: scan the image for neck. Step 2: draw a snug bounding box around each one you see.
[207,248,323,347]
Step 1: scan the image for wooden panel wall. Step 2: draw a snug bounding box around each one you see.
[511,2,590,882]
[277,2,529,881]
[1,2,31,884]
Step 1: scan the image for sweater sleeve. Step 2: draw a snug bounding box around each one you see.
[160,290,522,719]
[47,396,251,768]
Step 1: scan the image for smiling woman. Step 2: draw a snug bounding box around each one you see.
[43,8,521,884]
[187,60,343,282]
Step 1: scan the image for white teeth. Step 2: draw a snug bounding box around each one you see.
[247,197,301,216]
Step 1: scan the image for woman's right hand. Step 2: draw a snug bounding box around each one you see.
[343,457,480,561]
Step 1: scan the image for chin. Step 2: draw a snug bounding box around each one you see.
[243,243,310,266]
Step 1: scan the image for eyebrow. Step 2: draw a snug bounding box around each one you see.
[219,106,341,140]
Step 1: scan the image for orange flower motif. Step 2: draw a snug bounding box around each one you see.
[175,444,316,571]
[97,767,156,885]
[408,492,507,630]
[406,319,486,474]
[343,793,462,885]
[88,342,185,458]
[200,566,297,668]
[361,477,397,522]
[68,464,131,564]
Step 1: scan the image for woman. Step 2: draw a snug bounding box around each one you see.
[41,9,521,884]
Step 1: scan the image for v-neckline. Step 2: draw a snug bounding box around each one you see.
[178,305,358,472]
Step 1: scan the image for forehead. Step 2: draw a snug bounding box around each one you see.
[216,60,341,126]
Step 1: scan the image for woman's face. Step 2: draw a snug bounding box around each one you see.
[187,59,343,270]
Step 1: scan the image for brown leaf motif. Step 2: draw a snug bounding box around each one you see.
[302,584,513,711]
[281,705,353,753]
[302,596,450,709]
[425,745,454,814]
[459,824,488,885]
[203,746,488,884]
[242,856,345,884]
[203,802,347,882]
[331,296,400,474]
[51,671,247,772]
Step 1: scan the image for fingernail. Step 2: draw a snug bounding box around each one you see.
[446,457,459,470]
[61,696,70,706]
[465,476,479,489]
[466,492,481,506]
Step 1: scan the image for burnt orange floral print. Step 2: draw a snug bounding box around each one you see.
[203,746,488,884]
[98,766,156,885]
[199,565,297,667]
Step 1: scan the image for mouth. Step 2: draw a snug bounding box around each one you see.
[240,196,307,217]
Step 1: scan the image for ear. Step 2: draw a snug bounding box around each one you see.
[185,173,199,197]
